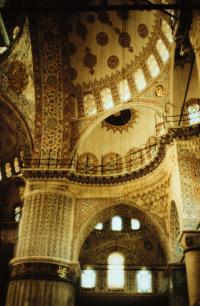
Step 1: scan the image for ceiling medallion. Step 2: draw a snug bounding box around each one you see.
[96,32,109,46]
[155,84,165,97]
[84,47,97,75]
[138,23,149,39]
[107,55,119,69]
[102,109,137,134]
[118,32,133,52]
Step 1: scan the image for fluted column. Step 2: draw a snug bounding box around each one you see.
[190,10,200,83]
[179,231,200,306]
[6,178,79,306]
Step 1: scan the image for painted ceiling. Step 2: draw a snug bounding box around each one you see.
[67,9,156,84]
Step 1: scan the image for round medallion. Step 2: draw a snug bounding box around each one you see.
[84,52,97,69]
[96,32,109,46]
[69,68,78,81]
[119,32,131,48]
[107,55,119,69]
[155,85,164,97]
[138,23,148,38]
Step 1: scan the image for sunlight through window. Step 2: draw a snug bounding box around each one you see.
[108,253,124,289]
[111,216,122,231]
[84,93,97,116]
[147,54,160,78]
[118,79,131,102]
[95,222,103,230]
[162,20,173,43]
[137,269,152,293]
[101,88,114,110]
[156,39,169,63]
[131,218,140,230]
[188,104,200,125]
[134,69,147,91]
[81,269,96,288]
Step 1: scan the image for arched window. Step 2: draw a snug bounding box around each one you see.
[111,216,122,231]
[156,39,169,63]
[134,68,146,91]
[131,218,140,230]
[81,268,96,288]
[95,222,103,230]
[5,162,12,177]
[162,20,173,43]
[101,88,114,110]
[84,93,97,116]
[137,269,152,293]
[107,252,124,289]
[14,157,20,173]
[188,104,200,125]
[147,54,160,78]
[118,79,131,102]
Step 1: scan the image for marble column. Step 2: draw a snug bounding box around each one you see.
[179,231,200,306]
[6,178,79,306]
[190,10,200,83]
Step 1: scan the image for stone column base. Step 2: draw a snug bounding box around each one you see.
[6,279,75,306]
[6,261,79,306]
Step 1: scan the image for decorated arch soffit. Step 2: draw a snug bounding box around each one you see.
[0,96,33,162]
[0,18,35,137]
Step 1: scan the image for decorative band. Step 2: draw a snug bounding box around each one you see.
[11,262,77,284]
[184,245,200,254]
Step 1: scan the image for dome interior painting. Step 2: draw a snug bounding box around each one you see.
[0,1,200,306]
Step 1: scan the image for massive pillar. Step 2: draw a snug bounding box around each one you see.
[6,177,79,306]
[168,263,189,306]
[180,231,200,306]
[190,10,200,83]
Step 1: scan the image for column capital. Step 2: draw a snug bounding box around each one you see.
[179,230,200,251]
